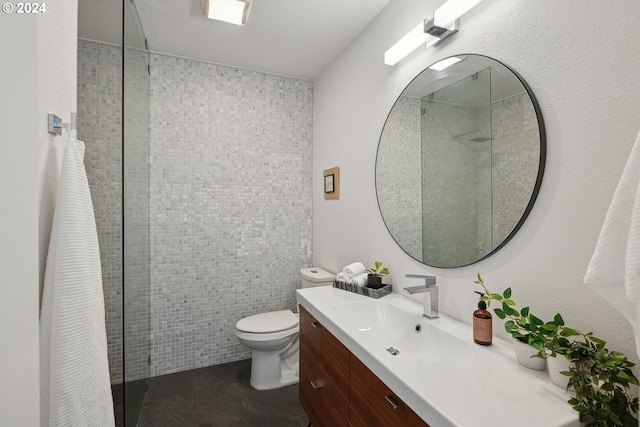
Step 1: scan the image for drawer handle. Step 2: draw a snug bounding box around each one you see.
[310,380,326,389]
[311,321,321,328]
[385,395,404,410]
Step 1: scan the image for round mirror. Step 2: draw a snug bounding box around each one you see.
[376,54,545,268]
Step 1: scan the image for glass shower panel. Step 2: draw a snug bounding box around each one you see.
[421,67,492,267]
[123,0,151,425]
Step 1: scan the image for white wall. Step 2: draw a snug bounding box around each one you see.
[0,1,78,425]
[313,0,640,363]
[0,13,39,427]
[38,1,79,296]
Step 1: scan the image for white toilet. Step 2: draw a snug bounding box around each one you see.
[235,267,335,390]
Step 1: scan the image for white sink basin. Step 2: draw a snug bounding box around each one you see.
[333,299,473,363]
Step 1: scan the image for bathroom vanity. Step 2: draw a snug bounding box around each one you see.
[297,286,580,427]
[300,306,426,427]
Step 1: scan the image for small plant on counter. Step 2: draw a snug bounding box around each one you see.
[565,337,639,427]
[365,261,390,289]
[474,273,553,351]
[365,261,390,278]
[474,273,639,427]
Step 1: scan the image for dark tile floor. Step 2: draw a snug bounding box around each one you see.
[114,359,309,427]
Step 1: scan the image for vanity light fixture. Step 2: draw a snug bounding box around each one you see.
[201,0,252,26]
[384,0,485,66]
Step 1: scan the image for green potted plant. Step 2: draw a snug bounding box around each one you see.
[365,261,390,289]
[475,274,639,426]
[565,337,639,426]
[475,274,550,370]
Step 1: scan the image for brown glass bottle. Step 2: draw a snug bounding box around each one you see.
[473,299,492,345]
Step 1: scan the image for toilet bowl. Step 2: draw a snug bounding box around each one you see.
[235,267,335,390]
[235,309,300,390]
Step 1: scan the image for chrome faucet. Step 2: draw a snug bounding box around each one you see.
[403,274,438,319]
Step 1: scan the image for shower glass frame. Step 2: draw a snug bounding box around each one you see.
[122,0,151,425]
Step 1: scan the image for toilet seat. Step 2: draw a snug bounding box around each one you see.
[236,309,298,333]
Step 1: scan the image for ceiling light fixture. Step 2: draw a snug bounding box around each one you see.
[201,0,252,26]
[384,0,485,66]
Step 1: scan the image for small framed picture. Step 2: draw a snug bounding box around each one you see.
[325,174,335,193]
[323,167,339,199]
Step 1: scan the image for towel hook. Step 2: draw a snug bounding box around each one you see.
[48,112,76,136]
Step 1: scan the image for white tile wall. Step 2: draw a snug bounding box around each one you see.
[376,96,423,260]
[77,40,124,383]
[149,53,313,375]
[77,40,314,381]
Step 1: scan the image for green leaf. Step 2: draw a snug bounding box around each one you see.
[554,313,565,326]
[589,336,607,348]
[598,372,612,381]
[504,320,516,333]
[599,382,614,391]
[530,339,544,351]
[502,301,516,316]
[504,299,516,306]
[529,314,544,326]
[493,308,506,319]
[560,327,580,337]
[503,287,512,299]
[573,404,589,414]
[490,293,503,301]
[541,322,558,332]
[616,371,631,381]
[520,306,530,317]
[476,273,482,282]
[609,412,622,426]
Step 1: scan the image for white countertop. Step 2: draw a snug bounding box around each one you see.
[296,286,580,427]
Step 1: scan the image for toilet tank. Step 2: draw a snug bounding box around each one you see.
[300,267,335,288]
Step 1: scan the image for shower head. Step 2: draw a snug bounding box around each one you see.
[469,136,492,142]
[452,130,493,142]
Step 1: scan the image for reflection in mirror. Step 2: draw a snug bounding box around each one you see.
[376,55,545,268]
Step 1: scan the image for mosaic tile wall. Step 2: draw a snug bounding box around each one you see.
[77,40,124,384]
[122,46,152,383]
[491,92,539,244]
[421,101,486,267]
[148,53,313,376]
[376,96,422,260]
[78,40,313,381]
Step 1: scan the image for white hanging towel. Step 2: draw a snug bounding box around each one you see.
[584,128,640,357]
[40,131,115,427]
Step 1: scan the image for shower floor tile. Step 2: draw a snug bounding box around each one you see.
[127,359,308,427]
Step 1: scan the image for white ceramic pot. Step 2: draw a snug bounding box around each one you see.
[547,354,573,389]
[512,338,546,370]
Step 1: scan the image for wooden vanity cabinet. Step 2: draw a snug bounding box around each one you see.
[349,354,429,427]
[299,305,429,427]
[299,306,350,427]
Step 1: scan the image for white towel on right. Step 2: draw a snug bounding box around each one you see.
[584,128,640,356]
[343,262,365,277]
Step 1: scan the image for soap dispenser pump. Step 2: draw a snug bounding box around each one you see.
[473,291,492,346]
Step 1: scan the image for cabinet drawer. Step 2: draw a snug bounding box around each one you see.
[349,354,429,427]
[299,365,350,427]
[299,306,350,419]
